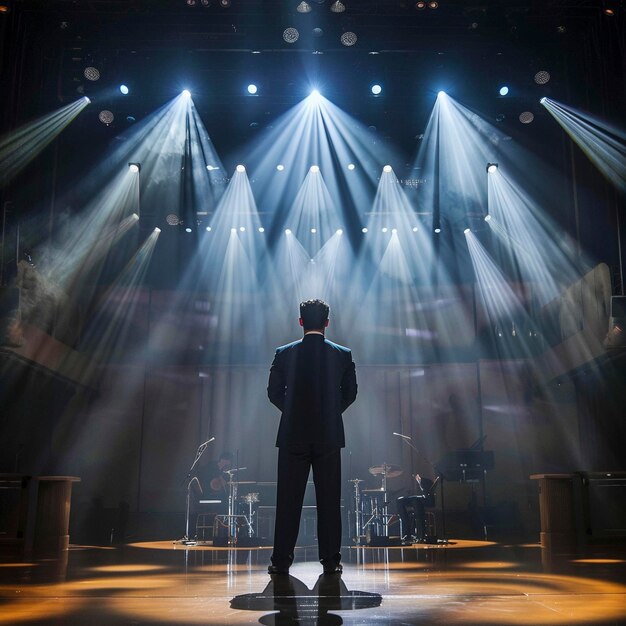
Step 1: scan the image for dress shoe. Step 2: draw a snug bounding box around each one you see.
[268,564,290,575]
[322,563,343,575]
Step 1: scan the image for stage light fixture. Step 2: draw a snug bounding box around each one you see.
[206,165,217,171]
[276,164,285,171]
[382,227,388,233]
[415,1,426,9]
[428,1,438,8]
[187,0,196,5]
[330,1,346,12]
[120,84,129,95]
[240,226,246,232]
[534,70,550,84]
[0,5,11,12]
[154,227,161,233]
[311,228,317,233]
[434,227,441,233]
[84,66,100,81]
[283,27,300,43]
[128,162,141,173]
[131,213,139,220]
[206,226,212,231]
[247,84,258,94]
[201,0,211,6]
[499,86,509,96]
[391,228,397,233]
[231,228,237,233]
[540,96,547,104]
[182,89,191,98]
[99,110,114,125]
[341,31,357,46]
[285,229,292,235]
[258,227,265,232]
[84,96,91,104]
[236,164,246,172]
[310,88,321,99]
[362,227,368,233]
[310,165,320,173]
[297,1,312,12]
[603,7,615,15]
[371,84,382,95]
[484,214,492,222]
[166,214,181,226]
[336,229,343,235]
[312,27,324,37]
[347,163,355,170]
[437,90,446,97]
[220,0,231,7]
[486,162,498,173]
[464,228,470,234]
[383,165,392,173]
[185,227,193,233]
[412,226,418,232]
[519,111,534,124]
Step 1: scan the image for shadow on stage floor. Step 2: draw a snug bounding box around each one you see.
[1,539,626,625]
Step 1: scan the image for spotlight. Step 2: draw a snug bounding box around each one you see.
[84,66,100,81]
[604,7,615,15]
[220,0,231,6]
[285,229,292,235]
[187,0,196,5]
[277,164,285,171]
[540,96,547,104]
[519,111,534,124]
[247,83,258,94]
[330,1,346,12]
[371,84,382,95]
[464,228,470,234]
[534,70,550,85]
[484,214,492,222]
[231,228,237,233]
[297,1,312,12]
[128,162,141,173]
[201,0,211,5]
[185,227,193,233]
[434,227,441,233]
[99,110,114,125]
[437,90,446,97]
[154,227,161,233]
[206,226,212,231]
[310,88,321,99]
[428,1,438,8]
[341,31,357,46]
[182,89,191,98]
[499,86,509,96]
[383,165,392,173]
[206,165,215,171]
[486,162,498,173]
[362,227,368,233]
[415,1,426,8]
[258,227,265,232]
[391,228,397,234]
[310,165,320,173]
[347,163,355,170]
[236,164,246,172]
[166,213,181,226]
[336,229,343,235]
[311,228,317,233]
[382,227,388,233]
[119,84,130,95]
[412,226,418,232]
[240,226,246,232]
[283,27,300,43]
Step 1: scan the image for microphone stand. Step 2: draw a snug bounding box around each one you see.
[175,438,215,545]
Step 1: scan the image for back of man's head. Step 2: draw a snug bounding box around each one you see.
[300,299,330,331]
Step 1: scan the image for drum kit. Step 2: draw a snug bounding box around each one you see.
[214,469,261,545]
[350,462,403,545]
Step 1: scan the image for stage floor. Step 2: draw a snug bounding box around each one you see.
[1,539,626,625]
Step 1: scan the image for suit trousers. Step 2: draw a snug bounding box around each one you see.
[271,443,342,568]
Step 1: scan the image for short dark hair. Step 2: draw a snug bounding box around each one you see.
[300,299,330,331]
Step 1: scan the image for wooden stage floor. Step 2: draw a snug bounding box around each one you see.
[1,539,626,625]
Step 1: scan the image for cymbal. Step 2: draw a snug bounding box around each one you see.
[362,488,386,493]
[369,464,403,478]
[226,481,257,485]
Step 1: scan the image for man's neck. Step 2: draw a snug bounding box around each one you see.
[304,329,325,337]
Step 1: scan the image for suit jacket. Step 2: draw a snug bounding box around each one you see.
[267,333,357,447]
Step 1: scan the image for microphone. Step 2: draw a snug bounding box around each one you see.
[393,432,411,440]
[201,437,215,447]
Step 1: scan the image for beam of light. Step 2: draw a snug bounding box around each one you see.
[0,97,89,185]
[487,169,582,306]
[542,97,626,191]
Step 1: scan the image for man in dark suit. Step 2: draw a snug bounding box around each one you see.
[267,299,357,575]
